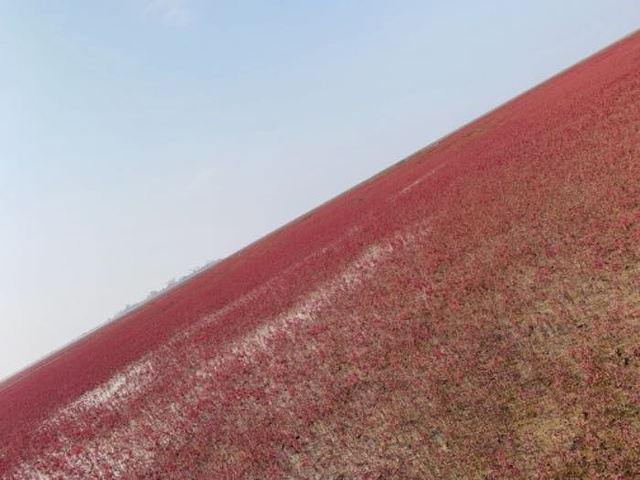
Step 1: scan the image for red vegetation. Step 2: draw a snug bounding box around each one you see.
[1,31,639,479]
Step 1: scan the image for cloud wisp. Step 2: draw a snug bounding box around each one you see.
[145,0,192,27]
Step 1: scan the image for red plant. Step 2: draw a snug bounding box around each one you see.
[1,31,639,479]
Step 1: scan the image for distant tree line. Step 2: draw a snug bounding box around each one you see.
[111,259,220,320]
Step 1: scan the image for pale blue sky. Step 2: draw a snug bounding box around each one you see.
[1,1,638,380]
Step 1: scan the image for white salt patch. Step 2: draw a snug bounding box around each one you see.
[8,218,431,479]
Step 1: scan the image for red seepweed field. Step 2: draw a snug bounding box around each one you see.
[1,31,639,479]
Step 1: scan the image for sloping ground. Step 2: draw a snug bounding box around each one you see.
[1,31,639,479]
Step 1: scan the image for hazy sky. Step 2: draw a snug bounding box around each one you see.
[1,1,639,380]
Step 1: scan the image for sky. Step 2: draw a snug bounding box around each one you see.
[1,1,639,381]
